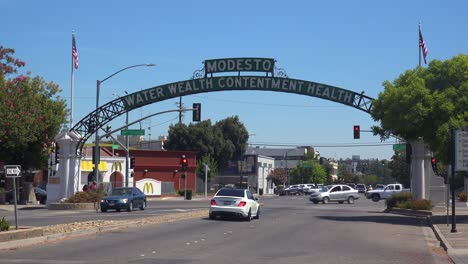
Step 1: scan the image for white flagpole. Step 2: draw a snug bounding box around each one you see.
[70,31,75,129]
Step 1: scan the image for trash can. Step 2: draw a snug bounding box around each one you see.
[185,190,192,200]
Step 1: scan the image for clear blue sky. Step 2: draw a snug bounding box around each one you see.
[2,0,467,160]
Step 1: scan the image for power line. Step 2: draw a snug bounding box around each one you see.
[249,142,394,148]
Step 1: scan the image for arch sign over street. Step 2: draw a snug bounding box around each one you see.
[72,57,374,151]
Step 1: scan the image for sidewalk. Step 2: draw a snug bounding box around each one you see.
[0,203,45,212]
[431,204,468,264]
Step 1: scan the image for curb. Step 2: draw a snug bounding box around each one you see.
[428,217,465,264]
[387,208,432,217]
[0,209,208,251]
[387,208,464,263]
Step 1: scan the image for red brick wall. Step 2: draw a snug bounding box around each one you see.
[114,150,197,191]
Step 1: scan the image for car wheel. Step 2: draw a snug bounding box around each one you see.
[140,200,146,210]
[101,208,107,213]
[254,207,260,219]
[245,208,252,221]
[209,213,216,220]
[322,197,329,204]
[347,196,355,204]
[372,194,380,202]
[127,201,133,212]
[313,201,319,204]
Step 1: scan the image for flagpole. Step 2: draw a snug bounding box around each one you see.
[418,22,421,67]
[70,31,75,129]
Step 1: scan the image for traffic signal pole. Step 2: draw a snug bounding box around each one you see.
[451,128,457,233]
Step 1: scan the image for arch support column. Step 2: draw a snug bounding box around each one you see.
[46,131,82,206]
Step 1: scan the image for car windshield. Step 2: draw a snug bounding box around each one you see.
[319,186,330,192]
[109,188,132,196]
[216,188,245,197]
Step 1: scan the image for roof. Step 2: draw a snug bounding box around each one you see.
[246,146,308,158]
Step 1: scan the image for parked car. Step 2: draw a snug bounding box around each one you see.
[277,187,288,196]
[307,185,323,195]
[5,187,47,204]
[286,185,302,195]
[302,184,316,195]
[346,183,356,189]
[366,184,410,202]
[309,185,359,204]
[374,184,385,190]
[100,187,146,212]
[355,184,367,194]
[209,188,260,221]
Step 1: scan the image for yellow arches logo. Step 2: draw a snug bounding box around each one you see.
[143,182,154,194]
[111,162,123,172]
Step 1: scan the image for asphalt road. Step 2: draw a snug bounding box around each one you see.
[0,195,453,264]
[1,200,209,227]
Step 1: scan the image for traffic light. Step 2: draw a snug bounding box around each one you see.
[353,125,360,139]
[180,155,188,171]
[431,157,438,175]
[192,103,201,122]
[130,157,136,169]
[105,125,111,138]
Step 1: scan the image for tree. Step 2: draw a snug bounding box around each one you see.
[371,54,468,164]
[196,154,218,183]
[214,116,249,161]
[0,46,67,169]
[389,152,410,187]
[165,116,249,170]
[289,160,326,184]
[337,163,353,183]
[268,168,288,186]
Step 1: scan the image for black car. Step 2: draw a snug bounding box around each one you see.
[5,187,47,204]
[100,187,146,212]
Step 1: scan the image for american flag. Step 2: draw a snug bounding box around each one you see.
[419,24,428,64]
[72,34,79,69]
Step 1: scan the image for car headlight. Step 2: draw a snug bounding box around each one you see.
[120,198,128,203]
[100,199,105,203]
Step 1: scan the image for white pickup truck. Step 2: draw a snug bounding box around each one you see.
[366,184,410,202]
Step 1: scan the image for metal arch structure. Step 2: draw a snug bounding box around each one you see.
[71,57,374,152]
[72,97,126,153]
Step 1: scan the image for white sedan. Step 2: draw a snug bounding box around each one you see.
[209,188,260,221]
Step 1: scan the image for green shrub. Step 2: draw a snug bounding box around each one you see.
[65,190,105,203]
[386,192,413,209]
[458,192,467,202]
[0,217,10,231]
[398,199,432,211]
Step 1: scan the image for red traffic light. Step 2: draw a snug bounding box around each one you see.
[431,157,436,164]
[353,125,360,139]
[181,155,189,171]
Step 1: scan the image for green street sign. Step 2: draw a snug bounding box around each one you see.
[121,129,145,136]
[393,144,406,151]
[112,144,119,150]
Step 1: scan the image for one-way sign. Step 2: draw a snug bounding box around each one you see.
[4,165,21,178]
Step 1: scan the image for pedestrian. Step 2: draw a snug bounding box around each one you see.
[82,184,89,192]
[89,181,97,192]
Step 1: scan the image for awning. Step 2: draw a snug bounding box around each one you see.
[81,161,108,172]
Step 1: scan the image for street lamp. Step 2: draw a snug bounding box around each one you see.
[94,63,155,187]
